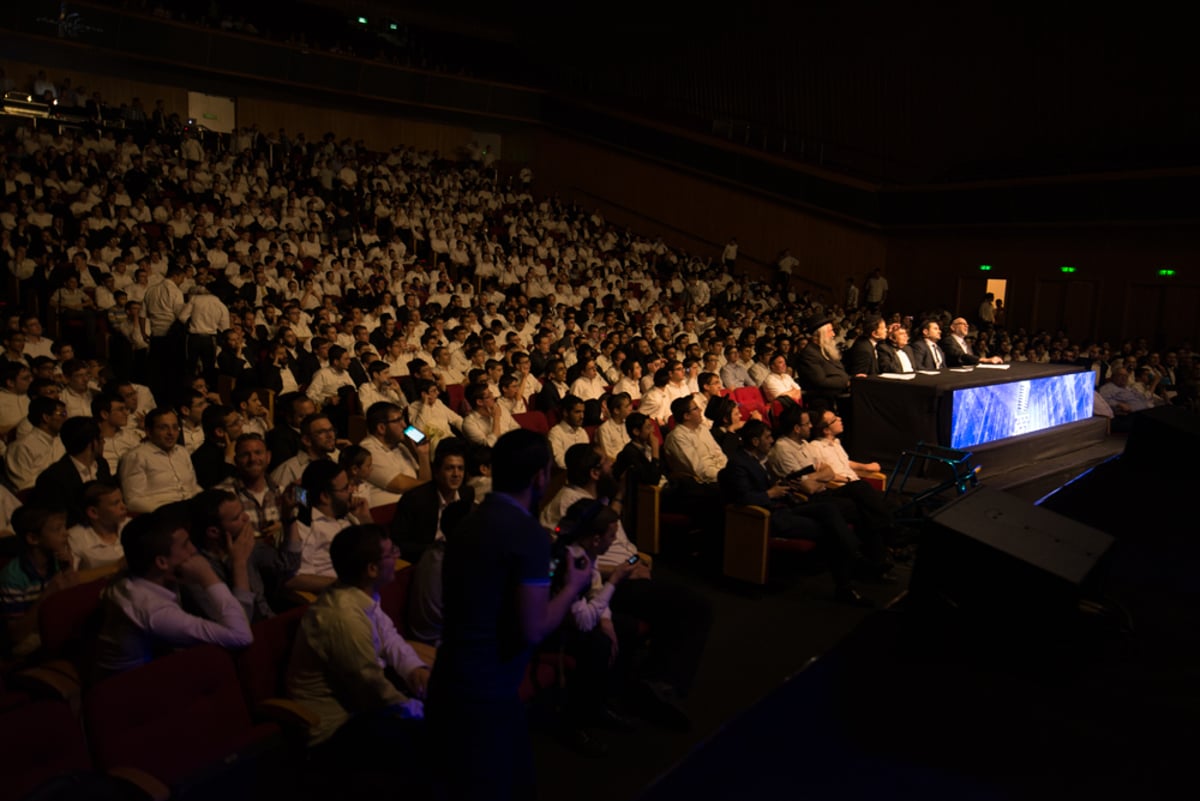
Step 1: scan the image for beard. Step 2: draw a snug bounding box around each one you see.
[820,336,841,362]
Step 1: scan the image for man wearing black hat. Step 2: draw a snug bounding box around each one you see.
[794,315,851,410]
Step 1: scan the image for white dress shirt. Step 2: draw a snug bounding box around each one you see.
[358,382,407,414]
[766,436,820,480]
[548,422,591,470]
[118,441,202,513]
[762,372,801,401]
[144,278,185,336]
[306,366,356,405]
[68,521,128,570]
[180,292,231,334]
[596,418,630,460]
[360,436,420,507]
[5,428,65,490]
[461,407,520,447]
[297,511,350,577]
[664,424,727,484]
[95,576,252,674]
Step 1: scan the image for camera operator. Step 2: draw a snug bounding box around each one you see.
[546,499,637,756]
[427,429,592,801]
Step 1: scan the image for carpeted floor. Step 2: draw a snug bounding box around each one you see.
[532,555,911,801]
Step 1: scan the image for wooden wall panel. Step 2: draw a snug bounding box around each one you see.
[530,130,887,303]
[235,98,473,154]
[1,59,478,155]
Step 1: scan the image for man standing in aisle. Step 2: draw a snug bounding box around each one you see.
[428,430,592,800]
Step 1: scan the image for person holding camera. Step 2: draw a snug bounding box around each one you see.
[360,401,432,508]
[547,499,638,755]
[427,429,592,801]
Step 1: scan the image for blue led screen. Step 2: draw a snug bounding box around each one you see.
[950,371,1094,449]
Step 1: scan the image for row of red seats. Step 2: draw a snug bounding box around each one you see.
[1,563,560,799]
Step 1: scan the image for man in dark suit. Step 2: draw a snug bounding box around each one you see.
[391,438,474,562]
[794,316,851,409]
[265,392,315,470]
[716,420,867,606]
[910,319,948,371]
[348,341,375,388]
[33,416,112,525]
[877,323,917,373]
[844,316,886,377]
[191,404,240,489]
[393,439,474,646]
[941,317,1004,367]
[293,337,327,388]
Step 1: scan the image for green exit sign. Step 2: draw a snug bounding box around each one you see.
[1159,269,1177,277]
[979,264,992,272]
[1061,266,1077,274]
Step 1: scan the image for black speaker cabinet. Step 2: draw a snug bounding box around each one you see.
[911,486,1114,627]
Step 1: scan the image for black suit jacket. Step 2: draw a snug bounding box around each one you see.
[34,455,113,524]
[910,338,946,371]
[794,343,850,397]
[717,448,776,509]
[392,482,476,562]
[192,441,235,489]
[613,442,664,488]
[265,425,303,470]
[844,336,881,377]
[876,342,916,374]
[348,359,369,388]
[294,353,321,387]
[940,335,980,368]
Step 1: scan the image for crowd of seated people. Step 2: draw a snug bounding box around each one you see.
[2,74,1198,785]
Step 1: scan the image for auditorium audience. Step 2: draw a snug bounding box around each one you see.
[0,72,1193,793]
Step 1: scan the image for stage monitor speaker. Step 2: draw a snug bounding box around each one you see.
[910,486,1113,627]
[1122,406,1200,474]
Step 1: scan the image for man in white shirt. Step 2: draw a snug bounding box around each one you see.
[118,408,202,514]
[19,315,54,360]
[497,374,528,416]
[270,413,340,489]
[358,361,407,414]
[663,396,727,485]
[569,357,608,407]
[761,354,804,404]
[548,395,591,470]
[94,501,254,676]
[68,480,129,571]
[288,460,372,590]
[461,383,520,447]
[0,362,31,443]
[596,392,632,461]
[307,345,357,434]
[359,402,432,508]
[638,368,673,426]
[94,394,143,474]
[5,397,67,490]
[181,285,231,383]
[143,265,187,397]
[60,359,96,419]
